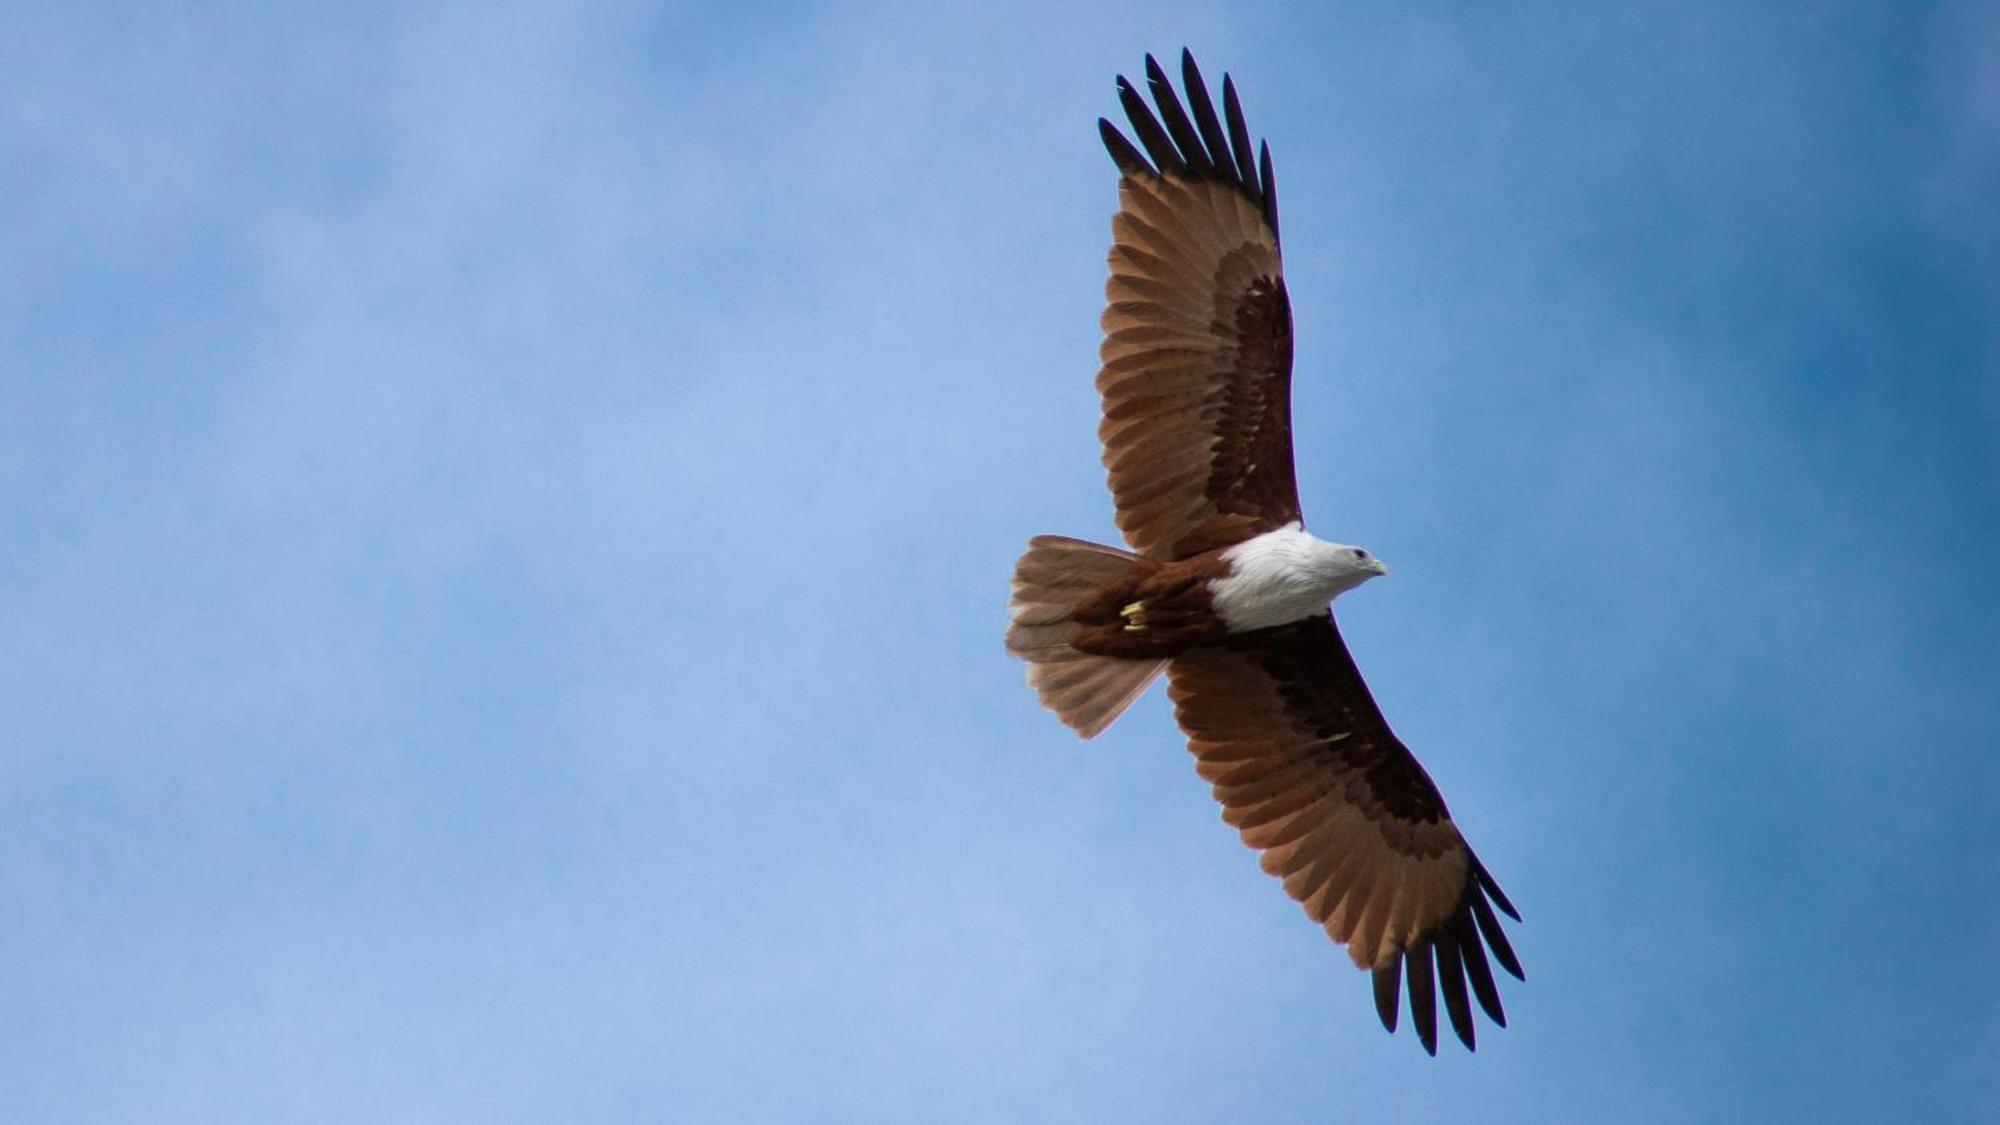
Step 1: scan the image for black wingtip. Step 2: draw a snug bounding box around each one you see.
[1098,118,1153,177]
[1143,52,1211,174]
[1435,929,1476,1051]
[1470,888,1526,981]
[1382,866,1525,1054]
[1375,880,1524,1054]
[1456,909,1508,1028]
[1257,140,1279,240]
[1373,961,1401,1033]
[1179,51,1231,183]
[1101,52,1278,244]
[1114,73,1185,175]
[1476,859,1522,922]
[1406,940,1438,1056]
[1220,74,1257,184]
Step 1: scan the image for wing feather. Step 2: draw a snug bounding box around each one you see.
[1406,936,1438,1055]
[1456,910,1508,1026]
[1097,54,1299,560]
[1165,616,1522,1054]
[1221,75,1258,188]
[1180,51,1234,175]
[1144,54,1214,175]
[1115,76,1187,175]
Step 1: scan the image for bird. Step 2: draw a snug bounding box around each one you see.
[1005,50,1523,1055]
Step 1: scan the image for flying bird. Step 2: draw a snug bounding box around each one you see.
[1006,50,1524,1055]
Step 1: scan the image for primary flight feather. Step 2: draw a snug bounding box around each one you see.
[1006,50,1523,1055]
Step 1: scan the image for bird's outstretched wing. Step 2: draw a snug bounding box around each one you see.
[1166,615,1525,1053]
[1097,51,1300,561]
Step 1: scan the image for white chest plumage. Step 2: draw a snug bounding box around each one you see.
[1208,523,1384,633]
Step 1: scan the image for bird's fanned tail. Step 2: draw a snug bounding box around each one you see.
[1006,536,1166,738]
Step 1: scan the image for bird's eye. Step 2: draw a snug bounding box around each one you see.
[1352,549,1369,560]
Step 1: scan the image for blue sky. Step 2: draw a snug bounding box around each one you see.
[4,1,1996,1120]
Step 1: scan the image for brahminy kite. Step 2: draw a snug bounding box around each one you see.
[1006,50,1523,1055]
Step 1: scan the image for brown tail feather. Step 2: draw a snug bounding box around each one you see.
[1006,535,1166,738]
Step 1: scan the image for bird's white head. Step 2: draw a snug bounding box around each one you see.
[1310,539,1390,600]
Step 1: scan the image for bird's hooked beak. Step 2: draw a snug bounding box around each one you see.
[1368,558,1391,577]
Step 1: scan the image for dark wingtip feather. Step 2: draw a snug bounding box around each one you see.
[1373,961,1401,1033]
[1257,140,1279,241]
[1103,53,1280,246]
[1475,859,1522,921]
[1470,888,1526,981]
[1115,75,1185,175]
[1179,51,1232,176]
[1435,929,1476,1051]
[1220,74,1257,184]
[1143,52,1211,174]
[1101,52,1282,249]
[1099,118,1154,177]
[1406,940,1439,1056]
[1456,909,1508,1027]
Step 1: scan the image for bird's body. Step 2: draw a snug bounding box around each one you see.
[1006,51,1524,1055]
[1060,523,1385,661]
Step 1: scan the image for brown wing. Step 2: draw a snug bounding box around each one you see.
[1096,52,1300,561]
[1167,615,1525,1054]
